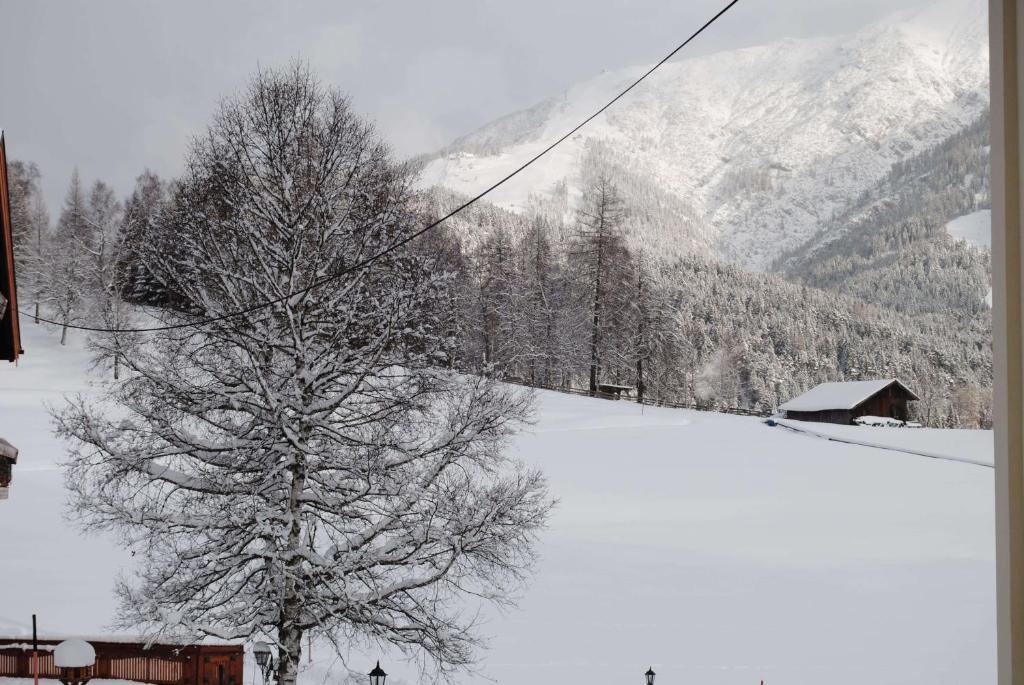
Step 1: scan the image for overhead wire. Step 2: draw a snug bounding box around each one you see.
[17,0,741,334]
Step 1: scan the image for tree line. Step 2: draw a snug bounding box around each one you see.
[8,89,993,427]
[423,181,992,427]
[10,161,165,354]
[10,147,994,427]
[777,113,992,319]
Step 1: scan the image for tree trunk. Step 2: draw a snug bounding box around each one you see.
[113,353,120,380]
[34,302,39,324]
[61,323,68,346]
[480,291,492,371]
[590,237,604,395]
[275,623,303,685]
[637,357,644,404]
[543,317,553,387]
[277,428,307,685]
[636,268,645,404]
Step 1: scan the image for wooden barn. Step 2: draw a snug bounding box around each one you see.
[0,638,243,685]
[595,383,634,400]
[0,437,17,500]
[779,379,919,425]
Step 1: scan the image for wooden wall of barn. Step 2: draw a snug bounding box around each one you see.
[0,639,242,685]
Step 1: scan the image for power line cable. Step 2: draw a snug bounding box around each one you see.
[18,0,741,334]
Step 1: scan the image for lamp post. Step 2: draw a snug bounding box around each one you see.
[368,661,387,685]
[253,642,277,685]
[54,639,95,685]
[644,667,656,685]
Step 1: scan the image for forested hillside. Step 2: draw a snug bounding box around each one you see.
[776,114,991,318]
[423,183,993,427]
[9,142,993,428]
[8,130,996,429]
[405,0,995,428]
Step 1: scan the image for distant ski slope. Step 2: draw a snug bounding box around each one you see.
[947,209,992,249]
[420,0,989,271]
[0,322,996,684]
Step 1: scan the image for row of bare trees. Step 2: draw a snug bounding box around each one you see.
[427,172,993,426]
[436,173,678,405]
[11,159,166,359]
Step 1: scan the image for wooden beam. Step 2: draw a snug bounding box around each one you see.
[0,133,22,362]
[991,1,1024,683]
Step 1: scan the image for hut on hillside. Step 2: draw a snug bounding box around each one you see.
[779,379,918,425]
[0,437,16,500]
[596,383,634,400]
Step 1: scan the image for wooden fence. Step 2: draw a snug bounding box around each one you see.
[0,639,242,685]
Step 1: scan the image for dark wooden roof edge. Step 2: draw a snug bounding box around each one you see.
[851,378,920,410]
[0,637,243,650]
[893,378,919,401]
[0,131,23,363]
[883,378,919,401]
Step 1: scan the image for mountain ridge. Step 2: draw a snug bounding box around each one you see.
[419,0,989,270]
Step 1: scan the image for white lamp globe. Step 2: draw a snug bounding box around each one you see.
[54,639,96,669]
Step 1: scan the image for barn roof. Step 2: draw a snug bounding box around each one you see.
[779,379,918,412]
[0,436,16,463]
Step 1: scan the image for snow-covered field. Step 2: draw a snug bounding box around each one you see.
[945,209,993,305]
[945,209,991,249]
[0,323,995,684]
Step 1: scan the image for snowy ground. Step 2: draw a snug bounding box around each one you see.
[775,417,992,468]
[945,209,991,249]
[945,209,993,306]
[0,323,995,685]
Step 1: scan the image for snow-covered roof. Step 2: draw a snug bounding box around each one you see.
[0,436,17,462]
[779,379,918,412]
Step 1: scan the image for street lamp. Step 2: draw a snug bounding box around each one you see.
[368,661,387,685]
[644,667,656,685]
[253,642,277,685]
[54,639,96,685]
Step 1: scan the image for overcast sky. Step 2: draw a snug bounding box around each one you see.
[0,0,936,215]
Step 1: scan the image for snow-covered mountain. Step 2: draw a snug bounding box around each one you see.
[420,0,989,270]
[774,111,991,317]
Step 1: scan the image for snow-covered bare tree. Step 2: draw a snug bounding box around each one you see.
[6,159,50,323]
[119,170,170,305]
[79,180,129,376]
[38,171,90,343]
[572,173,630,394]
[472,225,520,372]
[517,216,564,386]
[36,173,129,350]
[56,63,551,684]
